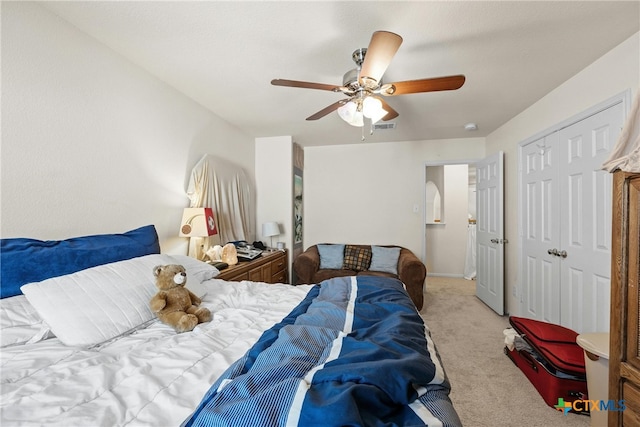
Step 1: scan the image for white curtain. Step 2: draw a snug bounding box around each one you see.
[602,92,640,173]
[186,155,254,251]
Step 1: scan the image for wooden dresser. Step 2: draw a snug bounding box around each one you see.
[609,171,640,426]
[216,249,288,284]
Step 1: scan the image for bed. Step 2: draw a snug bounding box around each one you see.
[0,226,461,426]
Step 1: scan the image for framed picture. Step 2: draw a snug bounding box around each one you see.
[293,167,303,246]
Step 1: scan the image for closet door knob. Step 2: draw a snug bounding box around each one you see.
[558,250,567,258]
[491,238,499,244]
[548,248,559,256]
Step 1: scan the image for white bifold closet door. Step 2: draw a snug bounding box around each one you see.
[519,98,624,334]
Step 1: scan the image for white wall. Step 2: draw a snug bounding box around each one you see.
[1,2,255,253]
[486,32,640,315]
[303,138,485,259]
[426,164,469,276]
[255,136,293,249]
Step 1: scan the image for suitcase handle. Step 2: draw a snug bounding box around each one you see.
[519,350,538,372]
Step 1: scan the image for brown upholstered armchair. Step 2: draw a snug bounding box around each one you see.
[293,244,426,310]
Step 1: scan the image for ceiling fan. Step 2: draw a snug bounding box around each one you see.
[271,31,465,127]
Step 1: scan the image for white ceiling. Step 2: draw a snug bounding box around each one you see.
[40,1,639,147]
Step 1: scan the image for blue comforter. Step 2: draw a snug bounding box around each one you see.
[184,276,461,427]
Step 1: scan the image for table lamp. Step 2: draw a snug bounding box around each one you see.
[262,222,280,249]
[179,208,217,259]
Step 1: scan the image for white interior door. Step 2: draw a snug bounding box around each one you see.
[476,151,505,315]
[558,102,622,333]
[519,132,561,324]
[518,96,625,333]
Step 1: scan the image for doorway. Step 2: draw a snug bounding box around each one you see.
[424,152,505,315]
[424,161,477,278]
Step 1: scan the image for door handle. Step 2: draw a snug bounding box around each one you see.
[547,248,567,258]
[491,238,499,244]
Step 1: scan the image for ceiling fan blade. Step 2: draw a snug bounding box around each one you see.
[306,100,347,121]
[383,75,466,96]
[271,79,342,92]
[359,31,403,87]
[379,98,399,121]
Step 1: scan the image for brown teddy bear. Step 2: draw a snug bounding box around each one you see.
[150,264,211,333]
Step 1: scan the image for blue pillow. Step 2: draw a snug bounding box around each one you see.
[317,244,345,269]
[0,225,160,299]
[369,246,401,275]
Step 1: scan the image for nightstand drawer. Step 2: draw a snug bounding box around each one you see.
[272,255,286,273]
[272,268,288,284]
[216,249,287,284]
[249,264,270,282]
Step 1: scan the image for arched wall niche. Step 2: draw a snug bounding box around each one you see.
[425,181,442,223]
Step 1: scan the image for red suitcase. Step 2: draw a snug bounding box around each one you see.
[505,316,588,413]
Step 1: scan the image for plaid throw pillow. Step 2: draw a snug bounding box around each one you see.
[342,245,372,272]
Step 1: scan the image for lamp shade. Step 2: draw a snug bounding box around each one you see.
[262,222,280,237]
[369,106,388,124]
[337,101,356,123]
[362,96,387,124]
[350,111,364,127]
[362,96,382,118]
[179,208,217,237]
[337,99,368,127]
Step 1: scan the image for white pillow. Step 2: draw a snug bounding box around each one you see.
[20,254,218,348]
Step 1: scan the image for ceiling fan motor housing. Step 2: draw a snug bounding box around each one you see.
[343,69,385,97]
[342,68,360,90]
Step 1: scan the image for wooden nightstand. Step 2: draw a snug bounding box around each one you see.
[216,249,288,284]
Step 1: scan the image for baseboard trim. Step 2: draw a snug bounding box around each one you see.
[427,273,465,278]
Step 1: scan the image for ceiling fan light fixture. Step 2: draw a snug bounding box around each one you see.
[337,101,357,122]
[370,107,388,125]
[337,101,364,127]
[338,96,388,127]
[351,111,364,127]
[362,96,383,119]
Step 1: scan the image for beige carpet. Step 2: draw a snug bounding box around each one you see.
[421,276,590,427]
